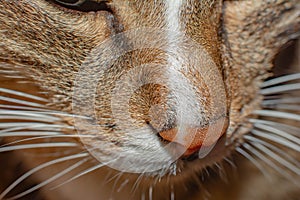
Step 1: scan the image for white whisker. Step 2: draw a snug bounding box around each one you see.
[170,183,175,200]
[262,97,300,105]
[48,113,92,119]
[0,96,45,108]
[262,104,300,111]
[0,153,89,199]
[260,83,300,95]
[253,110,300,121]
[245,137,300,175]
[3,75,25,79]
[0,143,78,153]
[253,123,300,145]
[236,147,271,180]
[0,110,60,121]
[0,105,91,120]
[0,70,19,74]
[0,88,47,102]
[117,179,129,193]
[263,95,284,100]
[0,66,11,70]
[141,192,146,200]
[149,185,153,200]
[7,158,89,200]
[0,134,94,147]
[131,174,144,194]
[0,104,53,112]
[0,131,61,137]
[111,172,123,194]
[242,143,293,180]
[251,129,300,152]
[250,142,300,180]
[0,132,92,138]
[249,119,300,134]
[0,123,74,132]
[52,158,117,190]
[244,135,300,167]
[0,115,57,122]
[16,81,33,84]
[224,157,237,169]
[262,73,300,88]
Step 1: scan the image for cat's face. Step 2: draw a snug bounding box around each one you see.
[1,0,234,173]
[0,0,299,199]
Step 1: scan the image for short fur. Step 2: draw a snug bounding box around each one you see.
[0,0,299,200]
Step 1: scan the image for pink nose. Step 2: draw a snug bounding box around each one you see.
[159,117,228,156]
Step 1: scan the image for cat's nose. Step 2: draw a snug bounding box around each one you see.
[158,117,228,156]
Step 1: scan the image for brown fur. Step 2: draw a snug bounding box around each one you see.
[0,0,299,199]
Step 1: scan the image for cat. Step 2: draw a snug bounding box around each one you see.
[0,0,299,199]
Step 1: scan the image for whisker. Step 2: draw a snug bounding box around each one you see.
[253,110,300,121]
[170,183,175,200]
[0,105,92,120]
[251,129,300,152]
[262,104,300,111]
[245,136,300,174]
[0,88,48,102]
[262,97,300,105]
[253,123,300,145]
[7,158,90,200]
[0,70,20,74]
[0,110,60,122]
[131,173,144,194]
[0,123,74,132]
[251,143,300,175]
[16,81,33,84]
[106,171,124,184]
[249,119,300,134]
[224,157,237,169]
[244,135,300,168]
[236,147,272,180]
[0,153,89,199]
[242,143,294,180]
[0,132,92,138]
[260,83,300,95]
[0,115,56,122]
[38,112,91,120]
[111,172,124,195]
[0,104,54,112]
[0,142,78,153]
[51,158,118,190]
[0,134,95,147]
[117,179,129,193]
[0,66,10,71]
[0,96,45,108]
[3,75,25,79]
[0,131,61,137]
[141,192,146,200]
[262,73,300,88]
[149,185,153,200]
[263,95,286,100]
[0,127,67,135]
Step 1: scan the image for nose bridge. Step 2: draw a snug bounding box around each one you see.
[110,0,223,70]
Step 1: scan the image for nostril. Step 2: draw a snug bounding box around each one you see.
[158,117,229,156]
